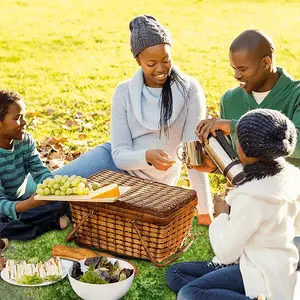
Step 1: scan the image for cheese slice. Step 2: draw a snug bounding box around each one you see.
[89,184,120,199]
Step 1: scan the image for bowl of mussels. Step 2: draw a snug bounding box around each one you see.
[68,256,135,300]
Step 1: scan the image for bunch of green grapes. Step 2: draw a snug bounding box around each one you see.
[36,175,90,196]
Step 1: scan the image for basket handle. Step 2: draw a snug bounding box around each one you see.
[132,220,194,267]
[66,210,94,242]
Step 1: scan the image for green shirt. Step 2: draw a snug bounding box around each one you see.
[0,133,52,220]
[221,67,300,167]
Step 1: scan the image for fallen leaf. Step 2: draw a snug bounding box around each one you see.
[82,122,93,130]
[79,133,88,139]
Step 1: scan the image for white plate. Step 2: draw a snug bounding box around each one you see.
[0,258,73,287]
[34,186,131,203]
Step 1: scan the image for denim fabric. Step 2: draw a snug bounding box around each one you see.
[166,261,252,300]
[294,237,300,269]
[25,142,127,193]
[53,142,127,177]
[0,201,69,240]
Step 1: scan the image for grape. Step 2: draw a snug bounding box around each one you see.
[81,178,88,185]
[78,182,85,190]
[92,183,101,191]
[55,190,61,196]
[63,182,70,188]
[37,175,93,196]
[54,175,62,183]
[66,188,73,195]
[48,182,54,188]
[53,183,60,189]
[36,188,44,195]
[44,188,50,195]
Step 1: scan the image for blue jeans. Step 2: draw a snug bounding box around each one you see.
[166,261,252,300]
[0,201,69,240]
[0,174,70,241]
[54,142,126,177]
[26,142,126,192]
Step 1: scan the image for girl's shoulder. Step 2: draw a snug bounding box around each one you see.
[226,163,300,205]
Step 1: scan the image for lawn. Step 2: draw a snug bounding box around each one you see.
[1,0,300,299]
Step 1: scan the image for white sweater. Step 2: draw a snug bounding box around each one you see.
[110,67,212,214]
[209,163,300,300]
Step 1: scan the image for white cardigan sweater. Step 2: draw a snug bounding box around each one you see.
[110,67,212,214]
[209,163,300,300]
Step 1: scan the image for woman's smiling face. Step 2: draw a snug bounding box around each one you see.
[137,43,172,88]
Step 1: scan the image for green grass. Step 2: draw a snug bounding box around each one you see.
[1,0,300,299]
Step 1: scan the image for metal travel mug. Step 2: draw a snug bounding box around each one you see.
[177,140,204,167]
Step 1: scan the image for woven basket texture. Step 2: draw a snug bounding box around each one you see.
[70,170,197,262]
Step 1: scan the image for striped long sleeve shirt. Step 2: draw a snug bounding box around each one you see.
[0,133,52,220]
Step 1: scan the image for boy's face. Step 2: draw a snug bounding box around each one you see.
[0,100,27,140]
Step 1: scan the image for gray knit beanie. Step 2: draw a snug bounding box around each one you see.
[129,15,172,57]
[237,109,297,159]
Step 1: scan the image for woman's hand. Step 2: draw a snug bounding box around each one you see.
[196,118,232,144]
[213,194,230,217]
[146,149,176,171]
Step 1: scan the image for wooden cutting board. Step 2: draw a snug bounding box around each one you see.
[34,186,131,202]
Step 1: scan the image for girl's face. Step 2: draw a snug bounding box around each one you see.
[237,141,258,165]
[137,44,172,88]
[0,100,27,143]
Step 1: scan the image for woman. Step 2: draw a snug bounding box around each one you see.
[54,15,212,224]
[166,109,300,300]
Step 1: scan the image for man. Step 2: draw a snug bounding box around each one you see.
[196,29,300,267]
[197,29,300,168]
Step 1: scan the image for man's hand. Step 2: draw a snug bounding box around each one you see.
[196,118,232,144]
[213,194,230,217]
[15,194,49,213]
[146,149,176,171]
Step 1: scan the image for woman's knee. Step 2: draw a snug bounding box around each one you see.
[53,142,115,177]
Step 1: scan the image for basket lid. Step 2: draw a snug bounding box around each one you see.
[88,170,197,218]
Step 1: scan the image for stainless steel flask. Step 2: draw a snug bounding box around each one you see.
[204,131,245,185]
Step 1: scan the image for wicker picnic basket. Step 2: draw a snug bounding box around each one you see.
[66,170,197,267]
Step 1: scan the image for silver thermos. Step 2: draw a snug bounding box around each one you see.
[204,131,245,185]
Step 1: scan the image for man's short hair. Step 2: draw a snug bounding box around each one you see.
[230,30,275,59]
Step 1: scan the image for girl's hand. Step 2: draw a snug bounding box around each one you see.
[146,149,176,171]
[213,194,230,217]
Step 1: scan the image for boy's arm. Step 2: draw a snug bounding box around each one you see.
[0,181,19,220]
[0,181,49,220]
[26,135,53,184]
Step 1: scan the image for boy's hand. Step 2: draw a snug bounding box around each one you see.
[146,149,176,171]
[213,194,230,217]
[15,194,49,213]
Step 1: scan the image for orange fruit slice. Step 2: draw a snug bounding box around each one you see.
[89,184,120,199]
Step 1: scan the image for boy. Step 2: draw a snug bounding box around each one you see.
[0,90,69,243]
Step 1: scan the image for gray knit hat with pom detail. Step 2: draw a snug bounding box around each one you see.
[129,15,171,58]
[237,108,297,159]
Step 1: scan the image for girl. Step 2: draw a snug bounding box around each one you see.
[166,108,300,300]
[53,15,213,225]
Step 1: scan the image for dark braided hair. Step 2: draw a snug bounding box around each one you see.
[159,68,187,138]
[0,90,22,121]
